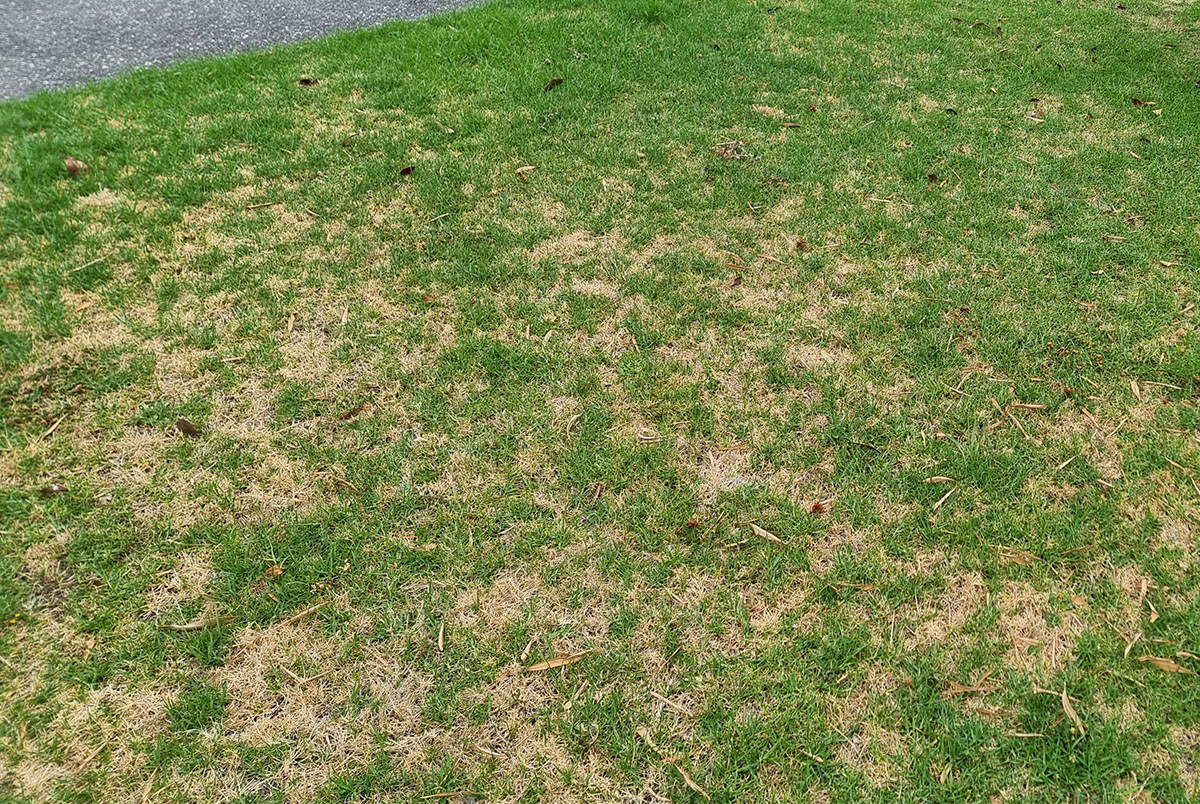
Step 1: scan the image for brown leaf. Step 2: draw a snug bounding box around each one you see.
[1130,379,1142,401]
[749,522,783,543]
[399,165,415,176]
[265,564,285,578]
[524,651,587,672]
[40,483,68,496]
[810,499,831,514]
[1132,98,1143,106]
[1138,655,1196,675]
[544,77,564,92]
[159,615,233,632]
[685,519,700,528]
[339,403,367,420]
[1060,687,1085,735]
[516,165,536,180]
[712,140,753,160]
[795,237,809,251]
[175,417,201,437]
[64,155,88,175]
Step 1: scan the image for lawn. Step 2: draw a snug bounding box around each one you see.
[1,0,1199,801]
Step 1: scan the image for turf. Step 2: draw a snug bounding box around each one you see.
[1,0,1199,801]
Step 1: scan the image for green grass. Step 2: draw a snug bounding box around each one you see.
[1,0,1199,801]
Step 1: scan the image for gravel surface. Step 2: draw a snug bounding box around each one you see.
[0,0,472,100]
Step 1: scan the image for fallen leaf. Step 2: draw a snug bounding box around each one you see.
[712,140,753,160]
[749,522,783,543]
[1132,98,1143,106]
[40,483,67,496]
[339,403,367,420]
[685,519,699,528]
[810,499,830,514]
[159,615,233,632]
[1130,379,1142,401]
[265,564,284,578]
[64,155,88,175]
[544,77,564,92]
[795,237,809,250]
[399,165,415,176]
[175,417,201,437]
[516,165,536,179]
[1060,687,1085,735]
[524,651,588,672]
[924,476,956,484]
[1138,656,1196,675]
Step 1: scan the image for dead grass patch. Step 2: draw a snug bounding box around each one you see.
[529,229,626,265]
[832,721,906,786]
[906,571,987,650]
[995,581,1083,674]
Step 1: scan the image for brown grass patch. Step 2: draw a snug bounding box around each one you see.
[907,571,987,650]
[995,581,1083,674]
[144,550,215,617]
[832,722,906,786]
[1172,726,1200,796]
[74,189,122,209]
[529,229,626,265]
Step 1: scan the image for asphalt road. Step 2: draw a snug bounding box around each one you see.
[0,0,472,100]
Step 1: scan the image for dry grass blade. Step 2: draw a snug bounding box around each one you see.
[943,670,995,697]
[932,486,956,510]
[524,651,588,672]
[990,397,1032,439]
[279,601,327,627]
[421,792,479,800]
[924,476,956,483]
[649,690,692,714]
[41,413,67,440]
[669,762,711,801]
